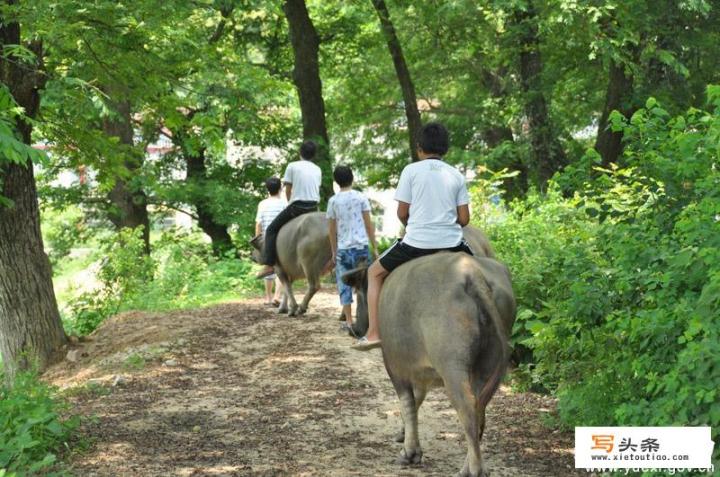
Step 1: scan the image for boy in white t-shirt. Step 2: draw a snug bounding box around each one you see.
[327,165,377,332]
[256,140,322,278]
[353,122,472,351]
[255,177,286,306]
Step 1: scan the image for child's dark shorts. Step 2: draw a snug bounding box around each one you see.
[378,238,474,273]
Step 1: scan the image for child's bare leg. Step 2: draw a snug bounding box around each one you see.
[272,277,282,301]
[264,279,273,303]
[342,304,352,325]
[365,260,389,342]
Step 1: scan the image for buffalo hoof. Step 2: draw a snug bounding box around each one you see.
[393,429,405,443]
[456,464,489,477]
[456,471,489,477]
[396,448,422,466]
[277,307,289,315]
[351,324,366,338]
[288,307,298,317]
[297,306,308,315]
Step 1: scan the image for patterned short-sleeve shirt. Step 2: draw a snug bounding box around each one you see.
[256,197,286,233]
[326,190,371,250]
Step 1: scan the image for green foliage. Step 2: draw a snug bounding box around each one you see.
[473,93,720,461]
[61,227,261,336]
[66,227,155,335]
[375,236,396,255]
[0,85,46,169]
[0,84,48,207]
[41,206,89,266]
[0,371,78,476]
[124,230,261,312]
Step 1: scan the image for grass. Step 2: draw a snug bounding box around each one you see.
[122,353,146,371]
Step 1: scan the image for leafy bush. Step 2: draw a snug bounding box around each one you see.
[127,233,260,312]
[64,227,261,335]
[472,88,720,465]
[375,236,396,255]
[41,206,89,266]
[66,227,155,335]
[0,371,78,476]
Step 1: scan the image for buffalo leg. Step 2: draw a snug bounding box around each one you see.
[297,270,320,315]
[285,279,299,316]
[394,385,428,443]
[391,381,423,466]
[478,407,486,441]
[276,271,292,315]
[444,374,486,477]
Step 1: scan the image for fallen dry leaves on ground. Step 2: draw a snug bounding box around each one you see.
[44,291,582,477]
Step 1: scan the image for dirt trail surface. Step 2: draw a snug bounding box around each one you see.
[45,291,581,477]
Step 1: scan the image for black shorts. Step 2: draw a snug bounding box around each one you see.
[378,239,474,273]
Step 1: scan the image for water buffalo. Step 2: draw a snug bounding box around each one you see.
[251,212,332,316]
[348,225,496,337]
[343,250,515,477]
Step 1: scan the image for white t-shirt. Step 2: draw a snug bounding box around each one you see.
[326,190,371,250]
[255,196,286,233]
[283,160,321,203]
[394,159,469,249]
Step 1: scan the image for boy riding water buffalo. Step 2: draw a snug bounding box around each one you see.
[256,140,322,279]
[354,122,473,350]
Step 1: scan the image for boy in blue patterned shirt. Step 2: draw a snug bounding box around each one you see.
[327,165,377,331]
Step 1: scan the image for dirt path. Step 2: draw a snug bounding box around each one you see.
[46,291,581,477]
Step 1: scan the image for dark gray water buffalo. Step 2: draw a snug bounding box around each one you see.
[251,212,332,316]
[343,250,515,477]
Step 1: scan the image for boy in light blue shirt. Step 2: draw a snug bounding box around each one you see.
[327,165,377,331]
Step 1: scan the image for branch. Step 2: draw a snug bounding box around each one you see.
[149,201,199,220]
[208,5,235,44]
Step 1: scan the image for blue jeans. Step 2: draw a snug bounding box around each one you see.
[335,246,369,305]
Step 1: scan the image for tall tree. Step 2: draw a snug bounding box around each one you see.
[170,123,235,256]
[0,5,66,379]
[370,0,421,163]
[513,0,567,189]
[594,59,635,166]
[282,0,332,201]
[103,97,151,253]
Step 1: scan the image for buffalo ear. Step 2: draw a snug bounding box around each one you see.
[341,265,367,289]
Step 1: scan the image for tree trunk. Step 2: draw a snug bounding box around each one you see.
[102,99,151,253]
[594,59,635,166]
[371,0,422,163]
[514,1,567,189]
[481,125,529,198]
[184,146,235,257]
[282,0,332,202]
[0,13,67,379]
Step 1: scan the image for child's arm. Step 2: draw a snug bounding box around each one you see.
[362,211,377,257]
[397,201,410,226]
[255,205,263,236]
[456,179,470,226]
[284,183,293,202]
[456,204,470,226]
[328,218,338,263]
[282,163,293,202]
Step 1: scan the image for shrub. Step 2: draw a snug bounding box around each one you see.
[471,88,720,465]
[64,227,261,335]
[0,371,78,476]
[65,227,155,335]
[41,206,89,266]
